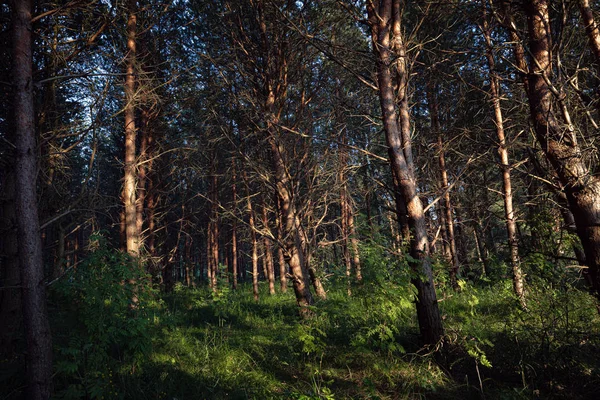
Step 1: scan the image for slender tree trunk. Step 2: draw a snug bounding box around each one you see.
[12,0,53,396]
[136,110,151,251]
[579,0,600,72]
[482,9,525,306]
[231,161,238,290]
[262,199,276,295]
[244,172,260,301]
[369,0,444,345]
[348,203,362,281]
[428,84,459,288]
[124,0,139,256]
[276,196,287,292]
[209,171,219,291]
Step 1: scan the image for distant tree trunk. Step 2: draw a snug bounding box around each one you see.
[136,109,152,252]
[482,7,525,306]
[369,0,444,345]
[523,0,600,301]
[185,235,192,287]
[208,168,219,291]
[339,150,352,294]
[348,204,362,281]
[276,196,287,292]
[244,172,260,301]
[231,160,238,290]
[12,0,53,396]
[262,199,276,295]
[428,83,459,288]
[124,0,139,256]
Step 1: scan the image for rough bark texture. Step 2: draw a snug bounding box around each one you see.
[270,137,314,313]
[0,166,21,358]
[124,0,139,256]
[12,0,54,396]
[579,0,600,71]
[369,0,444,345]
[524,0,600,301]
[482,8,525,306]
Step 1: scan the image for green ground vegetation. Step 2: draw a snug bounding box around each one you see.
[2,241,599,400]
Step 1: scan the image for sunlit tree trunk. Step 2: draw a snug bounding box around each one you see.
[124,0,139,256]
[522,0,600,302]
[482,7,525,306]
[369,0,444,345]
[12,0,53,396]
[231,159,238,289]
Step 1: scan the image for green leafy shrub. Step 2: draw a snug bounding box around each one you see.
[50,233,157,399]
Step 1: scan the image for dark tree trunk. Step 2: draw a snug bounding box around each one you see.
[0,165,21,358]
[12,0,53,396]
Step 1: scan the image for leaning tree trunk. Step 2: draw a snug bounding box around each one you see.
[369,0,444,345]
[12,0,53,396]
[482,6,525,307]
[523,0,600,301]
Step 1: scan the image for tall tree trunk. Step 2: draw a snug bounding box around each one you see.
[428,84,460,288]
[523,0,600,301]
[209,170,219,291]
[244,172,260,301]
[276,196,287,292]
[482,8,525,306]
[270,137,314,313]
[262,199,276,295]
[124,0,139,256]
[369,0,444,345]
[12,0,53,396]
[231,160,238,290]
[0,166,21,359]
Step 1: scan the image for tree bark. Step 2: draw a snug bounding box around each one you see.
[244,171,260,301]
[0,164,21,358]
[369,0,444,345]
[262,199,276,295]
[124,0,139,256]
[523,0,600,301]
[12,0,53,396]
[482,7,525,306]
[231,159,238,289]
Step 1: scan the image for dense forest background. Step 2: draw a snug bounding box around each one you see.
[2,0,600,399]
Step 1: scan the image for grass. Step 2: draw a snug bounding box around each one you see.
[2,274,600,399]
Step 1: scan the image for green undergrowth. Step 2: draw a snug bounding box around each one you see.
[3,243,600,399]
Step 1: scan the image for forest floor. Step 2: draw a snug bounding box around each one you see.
[3,270,600,400]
